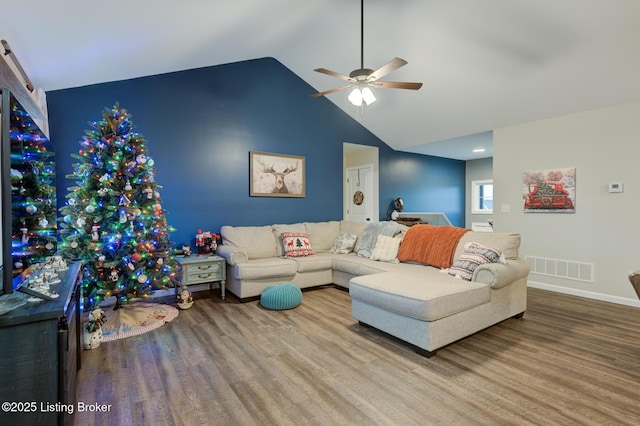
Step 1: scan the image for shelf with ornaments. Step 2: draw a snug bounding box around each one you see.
[1,90,57,293]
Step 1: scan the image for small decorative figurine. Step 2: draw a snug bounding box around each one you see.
[195,229,205,255]
[182,244,192,257]
[177,289,194,309]
[84,307,107,350]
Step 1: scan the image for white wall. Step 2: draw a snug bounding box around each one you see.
[494,101,640,306]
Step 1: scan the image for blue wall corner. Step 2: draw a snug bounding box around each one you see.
[47,57,465,246]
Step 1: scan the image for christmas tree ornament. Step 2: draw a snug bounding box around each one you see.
[25,204,37,214]
[136,154,147,164]
[21,226,29,244]
[137,274,148,283]
[86,204,96,213]
[39,216,49,227]
[91,222,101,241]
[124,179,132,191]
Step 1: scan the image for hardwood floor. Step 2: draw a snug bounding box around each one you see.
[75,286,640,425]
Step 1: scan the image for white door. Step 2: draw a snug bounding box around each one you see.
[346,165,374,223]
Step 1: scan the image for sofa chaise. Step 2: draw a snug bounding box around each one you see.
[217,220,530,356]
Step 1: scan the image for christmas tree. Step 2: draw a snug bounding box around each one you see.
[9,98,57,274]
[58,104,180,309]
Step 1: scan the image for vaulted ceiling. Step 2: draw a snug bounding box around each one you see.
[4,0,640,160]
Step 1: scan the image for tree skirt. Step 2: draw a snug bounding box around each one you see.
[97,302,179,342]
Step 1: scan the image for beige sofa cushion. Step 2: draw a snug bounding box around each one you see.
[233,258,297,280]
[454,232,521,260]
[221,225,277,259]
[340,220,368,237]
[292,253,334,273]
[305,221,340,252]
[350,270,490,322]
[331,253,392,275]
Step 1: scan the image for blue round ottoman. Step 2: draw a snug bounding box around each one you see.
[260,283,302,310]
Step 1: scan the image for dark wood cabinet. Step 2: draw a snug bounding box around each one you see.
[0,262,81,426]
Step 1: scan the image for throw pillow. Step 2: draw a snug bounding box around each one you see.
[448,242,504,281]
[281,232,315,257]
[355,221,406,258]
[331,233,358,254]
[369,235,402,263]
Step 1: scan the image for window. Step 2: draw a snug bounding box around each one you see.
[472,180,493,214]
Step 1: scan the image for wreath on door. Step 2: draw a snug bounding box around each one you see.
[353,191,364,205]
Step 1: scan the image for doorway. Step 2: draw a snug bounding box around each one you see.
[343,143,379,223]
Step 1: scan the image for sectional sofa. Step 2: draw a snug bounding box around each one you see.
[217,220,530,356]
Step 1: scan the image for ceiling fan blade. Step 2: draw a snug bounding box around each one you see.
[309,85,353,98]
[368,57,408,81]
[373,81,423,90]
[313,68,355,82]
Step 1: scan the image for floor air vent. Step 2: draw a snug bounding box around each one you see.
[525,256,594,283]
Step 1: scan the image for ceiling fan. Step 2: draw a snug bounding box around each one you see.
[310,0,423,106]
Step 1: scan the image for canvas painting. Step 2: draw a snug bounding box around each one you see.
[523,167,576,213]
[250,151,305,197]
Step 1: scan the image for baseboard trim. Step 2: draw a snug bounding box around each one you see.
[527,280,640,308]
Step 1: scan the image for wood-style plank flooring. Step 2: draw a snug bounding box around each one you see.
[75,286,640,425]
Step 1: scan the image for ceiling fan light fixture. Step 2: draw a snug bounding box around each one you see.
[361,87,376,105]
[348,88,364,106]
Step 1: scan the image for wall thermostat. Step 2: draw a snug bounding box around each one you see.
[608,182,624,193]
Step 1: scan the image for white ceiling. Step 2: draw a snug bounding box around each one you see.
[3,0,640,160]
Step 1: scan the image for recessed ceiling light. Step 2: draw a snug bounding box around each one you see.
[472,148,486,153]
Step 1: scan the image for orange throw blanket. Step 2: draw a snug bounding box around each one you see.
[397,224,470,268]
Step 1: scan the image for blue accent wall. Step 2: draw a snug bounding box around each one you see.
[380,150,465,226]
[47,57,464,246]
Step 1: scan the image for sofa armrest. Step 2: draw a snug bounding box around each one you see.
[217,245,248,265]
[473,258,531,289]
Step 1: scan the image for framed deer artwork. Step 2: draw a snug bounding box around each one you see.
[250,151,306,197]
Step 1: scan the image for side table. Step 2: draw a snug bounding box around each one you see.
[176,255,226,300]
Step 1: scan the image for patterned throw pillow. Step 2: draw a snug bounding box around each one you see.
[331,233,358,254]
[281,232,315,257]
[448,242,504,281]
[369,235,402,263]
